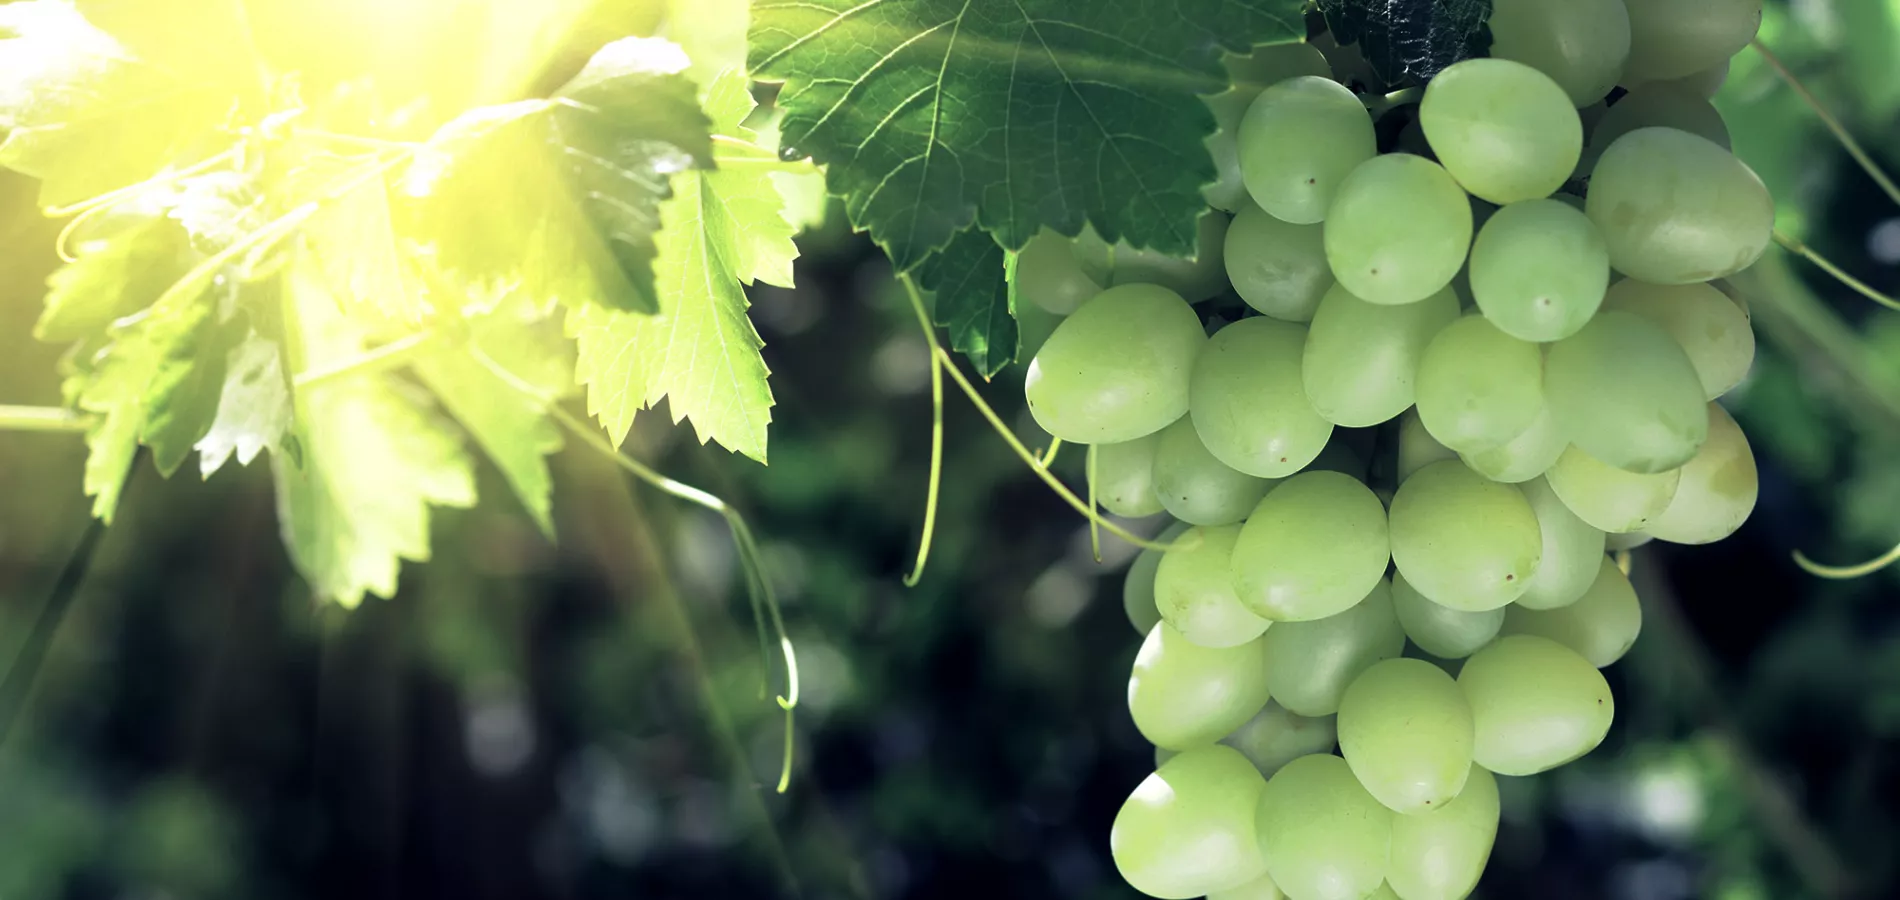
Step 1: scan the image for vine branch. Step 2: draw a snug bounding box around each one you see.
[1751,38,1900,210]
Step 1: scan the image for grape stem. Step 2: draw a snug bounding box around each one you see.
[1362,86,1423,116]
[1771,230,1900,312]
[0,516,107,751]
[0,405,93,434]
[1752,39,1900,210]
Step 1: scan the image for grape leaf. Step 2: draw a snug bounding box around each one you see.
[401,37,714,315]
[194,331,294,478]
[570,71,805,462]
[0,1,241,209]
[35,209,192,343]
[915,229,1014,378]
[273,264,476,608]
[749,0,1307,271]
[1318,0,1493,87]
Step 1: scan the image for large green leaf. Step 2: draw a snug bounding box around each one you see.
[915,229,1014,378]
[749,0,1307,271]
[1318,0,1493,87]
[35,209,192,342]
[400,37,714,315]
[570,72,804,462]
[0,1,242,208]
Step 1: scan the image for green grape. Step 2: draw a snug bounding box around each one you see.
[1460,408,1567,484]
[1224,202,1334,321]
[1071,216,1233,303]
[1131,622,1274,750]
[1419,59,1582,204]
[1545,310,1709,473]
[1254,754,1393,900]
[1368,884,1402,900]
[1192,318,1334,478]
[1304,283,1462,427]
[1639,60,1730,99]
[1026,283,1206,444]
[1487,0,1631,106]
[1224,700,1339,779]
[1389,461,1543,611]
[1504,556,1642,667]
[1393,572,1505,659]
[1238,76,1377,224]
[1232,471,1391,621]
[1387,766,1500,900]
[1309,434,1370,481]
[1338,658,1476,813]
[1545,445,1681,533]
[1126,520,1193,635]
[1415,315,1546,452]
[1096,432,1166,517]
[1605,531,1654,552]
[1209,870,1286,900]
[1622,0,1764,83]
[1459,634,1614,775]
[1515,477,1608,610]
[1324,154,1474,304]
[1399,408,1459,482]
[1586,127,1774,285]
[1153,417,1275,526]
[1648,402,1758,545]
[1590,85,1731,154]
[1261,580,1406,716]
[1206,44,1336,213]
[1468,198,1610,342]
[1014,228,1102,315]
[1113,745,1270,898]
[1156,525,1271,648]
[1600,280,1754,400]
[1015,296,1064,363]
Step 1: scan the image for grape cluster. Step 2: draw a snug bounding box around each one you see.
[1015,2,1769,898]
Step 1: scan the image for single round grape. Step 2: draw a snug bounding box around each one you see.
[1601,280,1754,400]
[1504,556,1642,667]
[1026,283,1205,444]
[1415,315,1546,452]
[1338,658,1476,813]
[1129,622,1273,750]
[1390,460,1543,611]
[1590,84,1731,154]
[1324,154,1474,304]
[1487,0,1631,105]
[1207,44,1337,212]
[1232,471,1390,621]
[1393,572,1506,659]
[1096,432,1166,517]
[1192,318,1333,478]
[1387,765,1501,900]
[1398,407,1459,482]
[1460,408,1567,484]
[1153,417,1275,526]
[1545,310,1709,473]
[1113,745,1270,899]
[1208,870,1286,900]
[1419,59,1582,204]
[1638,60,1731,99]
[1586,127,1774,285]
[1469,199,1610,342]
[1015,298,1064,363]
[1015,229,1102,315]
[1255,754,1392,900]
[1647,402,1758,544]
[1622,0,1764,83]
[1224,202,1334,321]
[1545,445,1682,533]
[1223,700,1339,779]
[1515,477,1608,610]
[1459,634,1614,775]
[1304,283,1462,427]
[1113,213,1233,302]
[1605,531,1654,552]
[1125,520,1192,634]
[1156,524,1271,648]
[1309,434,1370,481]
[1238,76,1377,224]
[1260,581,1406,716]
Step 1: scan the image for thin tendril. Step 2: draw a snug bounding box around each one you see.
[896,276,1182,552]
[1752,38,1900,209]
[50,146,246,261]
[902,293,946,588]
[1792,544,1900,579]
[1087,443,1102,563]
[1039,438,1063,467]
[469,345,800,792]
[1773,230,1900,311]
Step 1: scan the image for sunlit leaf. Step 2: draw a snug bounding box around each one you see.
[35,209,192,343]
[195,331,295,477]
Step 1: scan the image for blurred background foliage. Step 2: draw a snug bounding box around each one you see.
[4,0,1900,898]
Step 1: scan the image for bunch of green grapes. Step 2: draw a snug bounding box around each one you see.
[1014,1,1768,897]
